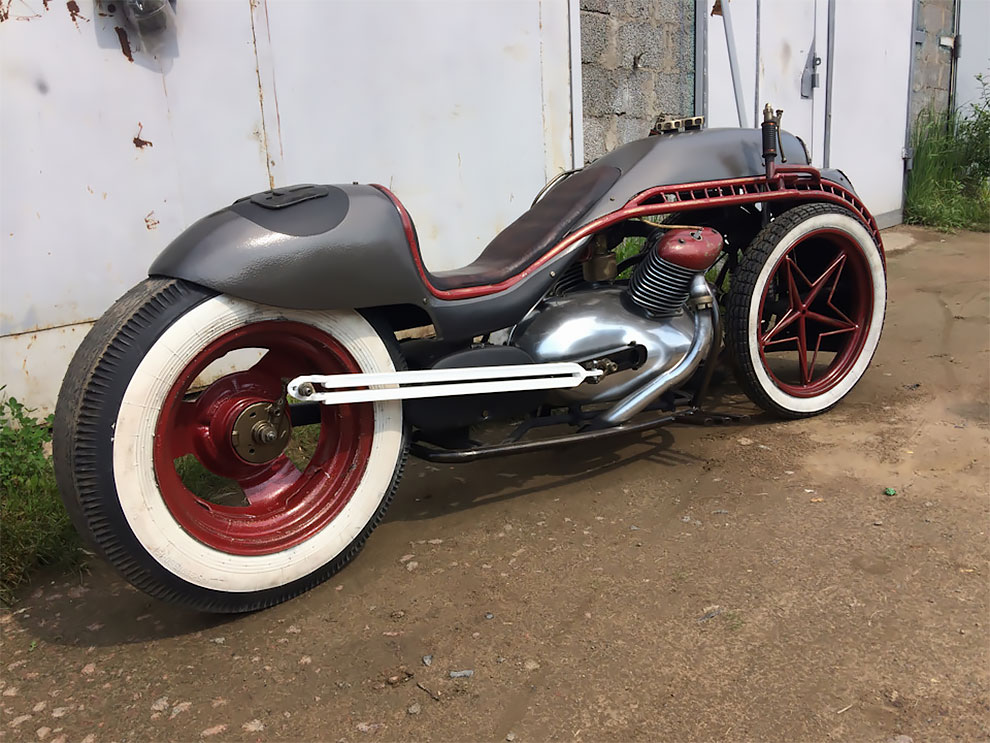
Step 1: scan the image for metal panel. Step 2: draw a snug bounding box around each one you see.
[0,1,270,338]
[567,0,585,167]
[757,0,828,165]
[695,0,709,117]
[0,0,577,412]
[828,0,913,218]
[706,0,913,215]
[253,0,574,272]
[706,0,759,129]
[956,0,990,113]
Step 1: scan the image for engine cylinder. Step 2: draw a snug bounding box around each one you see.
[627,227,723,316]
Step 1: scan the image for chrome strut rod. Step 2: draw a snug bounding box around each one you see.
[287,363,602,405]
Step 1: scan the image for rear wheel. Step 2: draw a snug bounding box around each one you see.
[54,279,406,612]
[726,203,886,417]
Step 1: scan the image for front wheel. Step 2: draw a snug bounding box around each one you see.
[726,203,886,418]
[53,279,406,612]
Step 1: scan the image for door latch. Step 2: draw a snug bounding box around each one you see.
[801,47,822,99]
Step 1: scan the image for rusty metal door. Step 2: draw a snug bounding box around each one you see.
[0,0,582,410]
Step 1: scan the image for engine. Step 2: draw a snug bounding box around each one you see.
[509,227,723,405]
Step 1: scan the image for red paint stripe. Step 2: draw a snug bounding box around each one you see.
[373,172,882,302]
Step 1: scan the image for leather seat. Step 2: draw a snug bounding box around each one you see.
[427,165,622,290]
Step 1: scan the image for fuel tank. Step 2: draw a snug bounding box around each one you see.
[509,288,696,404]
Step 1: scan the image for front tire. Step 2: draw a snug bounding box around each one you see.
[54,279,407,612]
[726,203,886,418]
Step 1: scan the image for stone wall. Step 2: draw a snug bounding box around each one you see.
[910,0,955,126]
[580,0,696,163]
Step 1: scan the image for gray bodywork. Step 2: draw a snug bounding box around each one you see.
[150,184,428,312]
[578,127,811,223]
[149,127,850,341]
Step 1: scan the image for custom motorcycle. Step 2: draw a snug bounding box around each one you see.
[54,108,886,612]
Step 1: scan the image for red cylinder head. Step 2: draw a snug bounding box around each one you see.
[655,227,724,270]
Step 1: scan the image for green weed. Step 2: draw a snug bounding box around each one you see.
[615,236,646,279]
[905,74,990,232]
[0,395,81,603]
[722,610,744,631]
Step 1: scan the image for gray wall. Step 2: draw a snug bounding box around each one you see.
[910,0,956,125]
[580,0,696,163]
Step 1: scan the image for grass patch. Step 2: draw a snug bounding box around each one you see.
[722,610,744,631]
[905,74,990,232]
[0,395,81,604]
[172,423,323,506]
[615,236,645,279]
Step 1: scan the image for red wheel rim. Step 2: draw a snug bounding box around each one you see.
[757,228,874,398]
[152,320,374,556]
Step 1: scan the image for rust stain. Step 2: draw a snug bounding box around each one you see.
[249,0,275,189]
[66,0,87,28]
[0,1,10,22]
[43,0,48,9]
[144,211,160,230]
[115,26,134,62]
[261,0,284,159]
[133,122,153,149]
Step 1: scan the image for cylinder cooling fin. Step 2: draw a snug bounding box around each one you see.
[627,227,723,316]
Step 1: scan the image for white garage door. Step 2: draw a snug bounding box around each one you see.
[705,0,912,225]
[0,0,582,411]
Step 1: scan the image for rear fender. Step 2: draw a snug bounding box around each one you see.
[149,184,434,328]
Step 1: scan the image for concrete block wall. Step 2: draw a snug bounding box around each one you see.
[910,0,955,125]
[580,0,696,162]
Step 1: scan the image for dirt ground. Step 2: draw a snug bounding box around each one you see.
[1,227,987,743]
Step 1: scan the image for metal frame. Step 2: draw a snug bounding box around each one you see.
[719,0,749,128]
[694,0,709,119]
[378,170,882,303]
[823,0,837,168]
[411,410,687,463]
[948,0,962,116]
[567,0,585,168]
[754,0,762,129]
[896,0,922,220]
[408,369,749,463]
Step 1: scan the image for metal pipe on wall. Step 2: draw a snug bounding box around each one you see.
[719,0,749,128]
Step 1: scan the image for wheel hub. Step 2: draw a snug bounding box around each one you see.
[230,400,292,463]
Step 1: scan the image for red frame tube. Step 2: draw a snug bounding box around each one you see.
[373,170,883,301]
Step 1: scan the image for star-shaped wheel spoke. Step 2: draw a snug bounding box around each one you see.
[760,250,860,386]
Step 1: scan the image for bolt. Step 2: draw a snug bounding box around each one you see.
[297,382,315,398]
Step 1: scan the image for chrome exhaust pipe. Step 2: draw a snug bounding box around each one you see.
[592,275,716,428]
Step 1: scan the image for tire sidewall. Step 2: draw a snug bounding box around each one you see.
[58,280,406,611]
[745,211,886,414]
[112,295,403,594]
